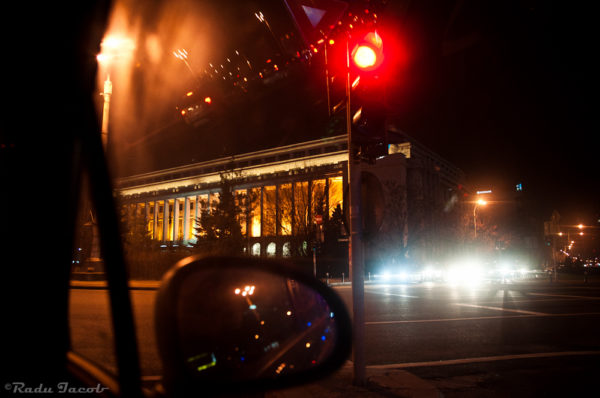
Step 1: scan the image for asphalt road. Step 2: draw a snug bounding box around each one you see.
[69,278,600,394]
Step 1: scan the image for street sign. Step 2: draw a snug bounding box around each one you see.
[284,0,348,46]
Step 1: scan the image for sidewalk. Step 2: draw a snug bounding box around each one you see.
[267,362,441,398]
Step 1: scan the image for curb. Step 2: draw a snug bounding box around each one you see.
[267,362,441,398]
[69,280,160,290]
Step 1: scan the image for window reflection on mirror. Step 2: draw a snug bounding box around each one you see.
[176,268,339,381]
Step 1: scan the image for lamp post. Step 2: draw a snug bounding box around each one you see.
[473,198,487,239]
[558,223,585,253]
[100,75,113,149]
[96,35,135,150]
[85,35,133,271]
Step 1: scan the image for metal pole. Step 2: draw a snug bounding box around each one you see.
[473,204,478,239]
[313,246,317,277]
[324,43,331,117]
[100,74,112,149]
[346,37,366,387]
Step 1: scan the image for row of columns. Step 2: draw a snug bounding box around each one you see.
[125,175,345,247]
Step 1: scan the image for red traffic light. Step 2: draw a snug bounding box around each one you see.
[353,45,377,69]
[351,31,383,71]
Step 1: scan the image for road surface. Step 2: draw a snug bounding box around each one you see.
[69,278,600,394]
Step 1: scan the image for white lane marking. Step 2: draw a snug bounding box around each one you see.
[529,292,600,300]
[455,303,547,315]
[367,290,419,298]
[475,298,579,304]
[366,350,600,369]
[367,315,529,324]
[365,312,600,325]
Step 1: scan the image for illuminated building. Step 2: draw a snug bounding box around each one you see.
[116,132,465,260]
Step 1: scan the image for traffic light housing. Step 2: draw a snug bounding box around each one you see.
[351,31,383,73]
[349,30,387,163]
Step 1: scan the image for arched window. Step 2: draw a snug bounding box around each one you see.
[251,242,261,256]
[282,242,291,257]
[266,242,276,257]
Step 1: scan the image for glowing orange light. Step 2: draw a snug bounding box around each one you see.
[313,47,319,53]
[186,91,193,97]
[204,96,212,104]
[353,45,377,69]
[328,39,335,45]
[180,110,186,116]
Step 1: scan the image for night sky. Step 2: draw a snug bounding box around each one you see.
[380,0,598,225]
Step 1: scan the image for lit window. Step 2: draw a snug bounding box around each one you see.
[282,242,291,257]
[266,242,276,257]
[251,243,261,256]
[278,184,292,236]
[263,186,276,236]
[328,176,343,217]
[293,181,309,235]
[250,188,261,237]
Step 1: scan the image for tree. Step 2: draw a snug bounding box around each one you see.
[367,180,408,271]
[119,204,155,252]
[192,174,251,256]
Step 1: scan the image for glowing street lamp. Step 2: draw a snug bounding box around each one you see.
[473,199,487,238]
[96,35,134,149]
[558,223,588,253]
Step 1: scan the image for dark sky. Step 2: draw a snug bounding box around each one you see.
[378,0,598,225]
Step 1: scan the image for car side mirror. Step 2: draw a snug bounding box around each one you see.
[154,255,352,396]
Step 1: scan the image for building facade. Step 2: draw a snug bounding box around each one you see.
[116,134,465,264]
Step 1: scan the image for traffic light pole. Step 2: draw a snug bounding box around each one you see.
[346,38,367,387]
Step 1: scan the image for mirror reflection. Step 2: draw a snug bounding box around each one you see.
[175,267,339,381]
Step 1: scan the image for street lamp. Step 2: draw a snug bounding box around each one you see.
[473,198,487,239]
[96,35,134,150]
[558,224,586,254]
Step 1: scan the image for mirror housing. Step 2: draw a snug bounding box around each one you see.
[155,255,352,396]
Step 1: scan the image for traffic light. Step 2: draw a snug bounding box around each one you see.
[349,30,387,163]
[351,31,383,72]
